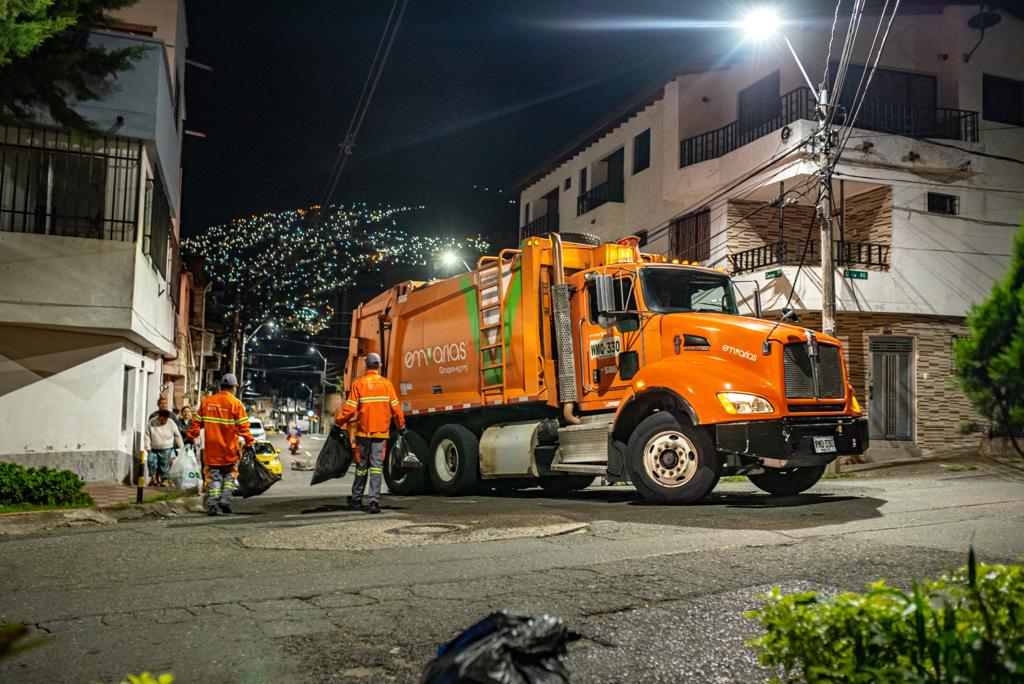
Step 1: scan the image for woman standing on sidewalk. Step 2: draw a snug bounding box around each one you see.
[145,410,183,487]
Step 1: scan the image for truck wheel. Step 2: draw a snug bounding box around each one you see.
[428,425,480,496]
[748,466,825,496]
[538,476,595,494]
[626,412,718,504]
[384,430,431,496]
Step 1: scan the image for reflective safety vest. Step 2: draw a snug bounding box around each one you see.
[335,370,405,439]
[187,390,254,466]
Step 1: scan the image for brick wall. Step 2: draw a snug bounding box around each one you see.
[796,311,981,455]
[726,186,892,271]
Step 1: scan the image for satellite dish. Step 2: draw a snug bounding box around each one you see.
[967,11,1001,30]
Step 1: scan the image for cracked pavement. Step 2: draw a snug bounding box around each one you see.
[2,464,1023,683]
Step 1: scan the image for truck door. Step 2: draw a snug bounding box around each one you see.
[572,273,642,400]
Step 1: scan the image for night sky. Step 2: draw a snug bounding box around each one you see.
[180,1,737,249]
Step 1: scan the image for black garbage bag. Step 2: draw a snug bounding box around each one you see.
[420,611,578,684]
[236,446,280,498]
[310,431,354,485]
[392,433,423,470]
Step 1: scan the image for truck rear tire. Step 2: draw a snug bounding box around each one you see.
[428,424,480,496]
[626,412,718,504]
[748,466,825,496]
[384,430,431,496]
[538,476,595,494]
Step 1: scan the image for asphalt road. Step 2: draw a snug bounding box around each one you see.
[2,437,1023,683]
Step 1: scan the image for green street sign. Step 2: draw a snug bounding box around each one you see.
[765,269,782,280]
[844,269,868,280]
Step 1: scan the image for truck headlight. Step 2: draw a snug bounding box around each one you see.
[717,392,774,415]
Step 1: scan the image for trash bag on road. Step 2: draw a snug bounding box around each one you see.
[310,431,353,485]
[420,611,578,684]
[169,445,203,494]
[392,433,423,470]
[237,446,280,498]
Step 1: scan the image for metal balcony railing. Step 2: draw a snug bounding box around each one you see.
[680,87,980,167]
[576,177,624,216]
[519,213,559,241]
[730,239,890,274]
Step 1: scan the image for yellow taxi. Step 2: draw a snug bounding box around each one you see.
[252,440,284,477]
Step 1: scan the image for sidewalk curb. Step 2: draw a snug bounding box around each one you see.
[0,497,205,536]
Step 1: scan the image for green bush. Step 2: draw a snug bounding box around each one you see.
[0,461,93,507]
[746,550,1024,683]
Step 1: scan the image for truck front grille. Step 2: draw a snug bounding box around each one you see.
[784,342,845,399]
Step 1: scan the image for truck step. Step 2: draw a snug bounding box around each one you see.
[481,362,504,371]
[549,464,607,475]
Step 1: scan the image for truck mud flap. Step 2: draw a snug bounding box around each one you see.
[606,435,627,480]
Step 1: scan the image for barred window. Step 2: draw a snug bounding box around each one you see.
[669,206,711,263]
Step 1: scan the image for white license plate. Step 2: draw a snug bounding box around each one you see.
[813,436,837,454]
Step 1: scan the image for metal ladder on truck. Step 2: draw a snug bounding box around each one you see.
[474,251,517,404]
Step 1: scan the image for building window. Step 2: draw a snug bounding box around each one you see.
[927,192,959,215]
[121,366,133,431]
[142,174,171,277]
[983,74,1024,126]
[669,206,711,263]
[0,125,140,240]
[632,129,651,174]
[579,167,587,194]
[564,177,571,191]
[738,71,780,136]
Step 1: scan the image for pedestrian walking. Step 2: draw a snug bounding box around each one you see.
[145,409,183,487]
[185,373,254,516]
[178,406,193,437]
[333,352,406,514]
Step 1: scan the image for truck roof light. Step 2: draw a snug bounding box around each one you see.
[671,258,680,264]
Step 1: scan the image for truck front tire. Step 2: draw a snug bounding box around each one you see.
[626,412,718,504]
[748,466,825,496]
[384,430,431,496]
[428,424,480,496]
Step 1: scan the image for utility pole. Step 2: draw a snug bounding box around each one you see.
[814,84,837,337]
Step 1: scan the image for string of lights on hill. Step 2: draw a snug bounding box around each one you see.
[184,203,489,334]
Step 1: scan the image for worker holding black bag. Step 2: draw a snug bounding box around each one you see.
[333,352,406,514]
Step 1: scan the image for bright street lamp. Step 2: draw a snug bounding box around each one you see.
[739,6,780,42]
[441,250,471,272]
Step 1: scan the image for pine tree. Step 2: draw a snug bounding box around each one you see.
[955,225,1024,458]
[0,0,143,133]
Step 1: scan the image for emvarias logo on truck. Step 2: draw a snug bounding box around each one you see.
[404,342,469,369]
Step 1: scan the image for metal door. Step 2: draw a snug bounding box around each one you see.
[869,337,913,440]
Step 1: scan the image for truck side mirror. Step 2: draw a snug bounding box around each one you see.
[594,274,615,314]
[782,306,800,323]
[618,351,639,380]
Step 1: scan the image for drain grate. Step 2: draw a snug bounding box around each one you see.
[386,524,461,536]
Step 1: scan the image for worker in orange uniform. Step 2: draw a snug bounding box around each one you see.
[186,373,254,516]
[333,352,405,514]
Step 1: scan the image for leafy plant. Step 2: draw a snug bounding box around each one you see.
[746,549,1024,682]
[0,623,50,661]
[955,225,1024,458]
[955,420,980,436]
[0,461,94,507]
[0,0,144,133]
[113,673,173,684]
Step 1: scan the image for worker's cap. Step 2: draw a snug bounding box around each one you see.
[221,372,239,386]
[365,353,382,366]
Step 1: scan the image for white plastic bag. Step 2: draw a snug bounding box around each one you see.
[170,445,203,494]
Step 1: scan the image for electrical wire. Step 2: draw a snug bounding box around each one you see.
[822,0,843,87]
[320,0,410,209]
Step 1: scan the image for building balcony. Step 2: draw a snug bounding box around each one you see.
[728,239,891,274]
[680,86,979,167]
[577,177,624,216]
[519,213,559,240]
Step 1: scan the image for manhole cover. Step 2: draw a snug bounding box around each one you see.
[387,524,461,536]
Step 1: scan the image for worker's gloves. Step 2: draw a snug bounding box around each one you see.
[330,424,342,439]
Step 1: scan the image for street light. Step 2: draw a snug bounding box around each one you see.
[735,7,835,337]
[239,320,275,389]
[441,250,471,272]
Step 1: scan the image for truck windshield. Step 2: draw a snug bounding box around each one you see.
[640,267,738,315]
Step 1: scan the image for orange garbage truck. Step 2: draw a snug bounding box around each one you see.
[343,233,868,504]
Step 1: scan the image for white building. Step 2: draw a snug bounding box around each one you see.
[516,3,1024,457]
[0,0,188,480]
